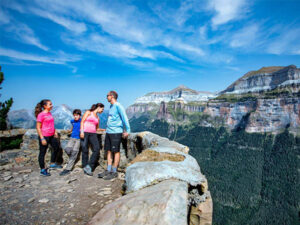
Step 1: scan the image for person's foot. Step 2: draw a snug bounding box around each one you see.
[97,170,110,178]
[40,168,51,176]
[59,169,71,176]
[49,164,63,169]
[103,172,118,180]
[83,165,93,176]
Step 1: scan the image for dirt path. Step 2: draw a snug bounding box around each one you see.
[0,149,124,225]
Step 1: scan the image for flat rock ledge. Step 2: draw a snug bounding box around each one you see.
[88,180,188,225]
[89,131,213,225]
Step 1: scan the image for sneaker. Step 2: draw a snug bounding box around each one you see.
[103,172,118,180]
[40,168,51,176]
[59,169,71,176]
[83,165,93,176]
[98,170,110,178]
[49,164,63,169]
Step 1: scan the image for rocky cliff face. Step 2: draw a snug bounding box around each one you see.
[156,97,300,133]
[130,65,300,134]
[135,85,216,104]
[221,65,300,94]
[127,85,216,119]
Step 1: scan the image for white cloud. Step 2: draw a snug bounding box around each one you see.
[29,7,87,34]
[7,23,49,51]
[0,47,81,64]
[267,28,300,55]
[63,33,184,62]
[0,8,10,24]
[209,0,248,27]
[230,24,260,48]
[2,0,234,67]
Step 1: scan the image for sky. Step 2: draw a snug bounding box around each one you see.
[0,0,300,110]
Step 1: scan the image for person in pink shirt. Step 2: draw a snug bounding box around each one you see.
[35,99,62,176]
[80,103,105,176]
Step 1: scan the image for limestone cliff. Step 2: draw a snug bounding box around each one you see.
[127,85,216,119]
[129,65,300,134]
[221,65,300,94]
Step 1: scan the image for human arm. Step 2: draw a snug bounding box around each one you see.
[68,121,73,134]
[117,104,131,137]
[96,116,100,130]
[80,111,90,138]
[36,122,47,145]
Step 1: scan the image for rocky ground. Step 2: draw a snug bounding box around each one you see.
[0,148,124,225]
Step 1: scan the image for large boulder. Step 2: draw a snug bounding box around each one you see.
[88,180,188,225]
[125,146,206,192]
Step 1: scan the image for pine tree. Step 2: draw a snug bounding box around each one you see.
[0,66,13,130]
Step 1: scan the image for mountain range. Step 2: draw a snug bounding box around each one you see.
[8,104,108,129]
[128,65,300,134]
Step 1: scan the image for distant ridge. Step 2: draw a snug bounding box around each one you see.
[221,65,300,94]
[134,85,216,105]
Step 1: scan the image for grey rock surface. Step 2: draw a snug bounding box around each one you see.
[126,146,205,192]
[88,180,188,225]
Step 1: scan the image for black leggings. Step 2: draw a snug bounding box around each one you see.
[81,132,100,170]
[38,136,60,169]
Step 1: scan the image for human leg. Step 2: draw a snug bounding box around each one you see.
[49,136,62,169]
[81,133,89,168]
[38,137,51,176]
[103,133,122,180]
[38,137,49,169]
[65,139,80,171]
[88,133,100,171]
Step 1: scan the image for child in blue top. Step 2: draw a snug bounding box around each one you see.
[60,109,82,176]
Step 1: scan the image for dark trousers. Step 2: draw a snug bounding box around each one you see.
[38,136,60,169]
[81,132,100,170]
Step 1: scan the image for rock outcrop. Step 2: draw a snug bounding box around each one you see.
[156,97,300,133]
[89,131,212,225]
[221,65,300,94]
[5,129,212,224]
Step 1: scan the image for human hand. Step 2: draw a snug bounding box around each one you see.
[41,139,47,145]
[80,132,84,139]
[122,132,128,138]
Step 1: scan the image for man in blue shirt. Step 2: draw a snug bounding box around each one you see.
[98,91,130,180]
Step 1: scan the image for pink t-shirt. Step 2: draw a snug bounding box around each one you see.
[37,111,55,137]
[83,112,99,133]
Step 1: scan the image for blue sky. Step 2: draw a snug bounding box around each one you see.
[1,0,300,110]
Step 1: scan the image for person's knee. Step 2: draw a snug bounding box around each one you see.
[65,147,72,155]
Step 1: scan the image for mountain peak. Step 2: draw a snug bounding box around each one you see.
[221,65,300,94]
[133,86,216,104]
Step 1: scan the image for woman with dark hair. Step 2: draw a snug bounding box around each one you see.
[35,99,62,176]
[80,103,105,176]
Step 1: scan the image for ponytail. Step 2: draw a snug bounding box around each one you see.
[89,103,104,112]
[35,99,50,118]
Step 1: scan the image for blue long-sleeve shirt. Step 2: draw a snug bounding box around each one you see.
[106,102,131,134]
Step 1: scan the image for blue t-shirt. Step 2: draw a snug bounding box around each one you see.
[106,102,131,134]
[70,118,81,139]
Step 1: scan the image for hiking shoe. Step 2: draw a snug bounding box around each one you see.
[59,169,71,176]
[40,168,51,176]
[104,172,118,180]
[98,170,110,178]
[50,164,63,169]
[83,165,93,176]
